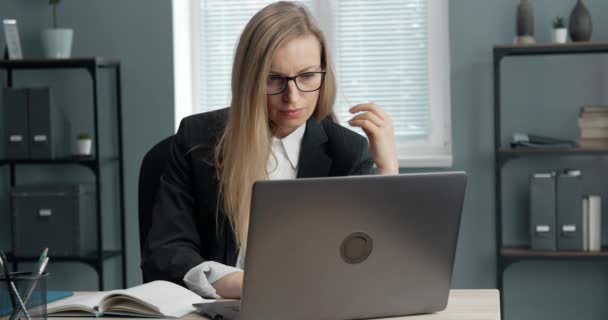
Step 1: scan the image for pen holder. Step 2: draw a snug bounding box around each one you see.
[0,272,49,320]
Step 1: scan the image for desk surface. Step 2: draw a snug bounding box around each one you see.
[52,289,499,320]
[183,289,500,320]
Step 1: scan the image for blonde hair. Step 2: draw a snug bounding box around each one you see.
[214,1,337,249]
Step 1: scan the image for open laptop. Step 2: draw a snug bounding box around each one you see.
[194,172,467,320]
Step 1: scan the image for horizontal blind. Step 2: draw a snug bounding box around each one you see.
[199,0,431,140]
[334,0,430,139]
[199,0,311,111]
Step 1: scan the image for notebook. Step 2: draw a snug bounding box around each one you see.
[47,281,205,318]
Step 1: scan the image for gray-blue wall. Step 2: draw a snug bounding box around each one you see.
[449,1,608,320]
[1,0,608,319]
[0,0,173,290]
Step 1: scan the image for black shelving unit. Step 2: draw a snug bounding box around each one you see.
[493,42,608,318]
[0,57,126,290]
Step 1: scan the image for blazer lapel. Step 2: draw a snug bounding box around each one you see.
[297,118,332,178]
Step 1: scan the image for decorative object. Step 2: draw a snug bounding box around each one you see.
[76,132,92,156]
[514,0,536,44]
[552,16,568,43]
[3,19,23,59]
[41,0,74,58]
[568,0,592,42]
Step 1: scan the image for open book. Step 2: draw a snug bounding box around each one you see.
[47,281,207,318]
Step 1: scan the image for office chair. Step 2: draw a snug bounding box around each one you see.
[138,135,173,282]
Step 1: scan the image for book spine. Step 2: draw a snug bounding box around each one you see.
[588,195,602,252]
[580,128,608,139]
[578,139,608,149]
[578,117,608,128]
[580,105,608,113]
[582,197,589,251]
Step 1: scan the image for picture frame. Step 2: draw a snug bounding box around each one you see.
[3,19,23,59]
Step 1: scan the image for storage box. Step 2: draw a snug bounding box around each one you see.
[11,184,96,257]
[556,170,583,251]
[1,88,70,160]
[529,172,557,251]
[2,88,29,159]
[28,88,70,159]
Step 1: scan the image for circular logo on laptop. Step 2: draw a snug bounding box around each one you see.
[340,232,373,264]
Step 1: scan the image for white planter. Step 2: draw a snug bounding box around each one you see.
[41,28,74,58]
[552,28,568,43]
[77,139,92,156]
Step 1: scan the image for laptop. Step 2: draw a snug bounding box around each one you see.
[194,171,467,320]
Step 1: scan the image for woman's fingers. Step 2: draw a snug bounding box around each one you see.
[348,119,379,137]
[349,103,389,121]
[348,111,383,128]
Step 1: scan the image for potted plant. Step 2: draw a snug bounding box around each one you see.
[76,132,92,156]
[552,16,568,43]
[41,0,74,58]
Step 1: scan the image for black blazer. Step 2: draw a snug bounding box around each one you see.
[141,108,373,285]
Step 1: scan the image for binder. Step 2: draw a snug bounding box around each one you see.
[530,172,557,251]
[588,195,602,252]
[28,88,70,159]
[582,197,589,251]
[2,88,29,159]
[556,170,583,251]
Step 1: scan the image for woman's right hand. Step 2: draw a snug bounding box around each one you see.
[213,271,244,299]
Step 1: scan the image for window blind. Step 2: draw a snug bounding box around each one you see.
[199,0,431,139]
[199,0,311,111]
[333,0,430,139]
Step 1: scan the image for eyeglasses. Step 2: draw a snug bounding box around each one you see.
[266,71,326,95]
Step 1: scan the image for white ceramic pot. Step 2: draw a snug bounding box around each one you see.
[77,139,92,156]
[553,28,568,43]
[41,28,74,58]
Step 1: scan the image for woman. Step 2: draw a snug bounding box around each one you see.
[142,1,398,299]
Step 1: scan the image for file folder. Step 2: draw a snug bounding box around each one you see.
[28,88,70,159]
[530,172,557,251]
[556,170,583,251]
[2,88,29,159]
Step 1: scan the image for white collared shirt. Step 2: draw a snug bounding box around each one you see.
[266,124,305,180]
[183,124,306,298]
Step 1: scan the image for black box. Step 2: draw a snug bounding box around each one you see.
[2,88,29,159]
[11,184,96,257]
[530,172,557,251]
[1,88,70,160]
[556,170,584,251]
[28,88,70,159]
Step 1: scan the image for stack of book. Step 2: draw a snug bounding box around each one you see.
[578,106,608,148]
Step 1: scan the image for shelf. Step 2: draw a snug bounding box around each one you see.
[0,156,119,166]
[498,146,608,156]
[494,41,608,57]
[0,57,119,70]
[501,247,608,259]
[7,250,123,264]
[2,57,126,290]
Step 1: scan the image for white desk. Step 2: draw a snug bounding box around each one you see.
[184,289,501,320]
[51,289,500,320]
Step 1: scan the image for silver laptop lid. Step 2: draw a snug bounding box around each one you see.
[241,172,467,320]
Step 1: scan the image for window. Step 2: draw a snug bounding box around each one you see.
[173,0,452,167]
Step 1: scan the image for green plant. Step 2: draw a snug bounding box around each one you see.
[49,0,61,28]
[553,16,566,29]
[77,132,91,140]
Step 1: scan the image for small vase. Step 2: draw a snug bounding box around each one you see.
[41,28,74,58]
[552,28,568,43]
[77,139,92,156]
[568,0,592,42]
[514,0,535,44]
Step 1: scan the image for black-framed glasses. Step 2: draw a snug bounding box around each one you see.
[266,71,326,95]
